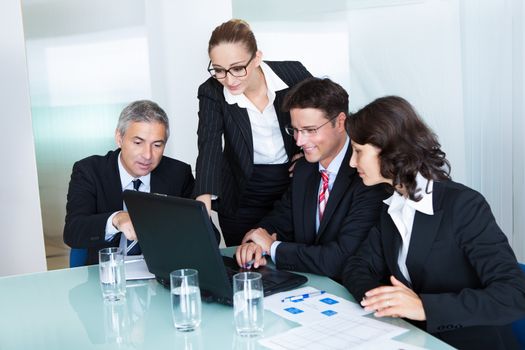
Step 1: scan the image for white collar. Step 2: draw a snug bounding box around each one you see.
[384,172,434,215]
[117,152,151,190]
[223,61,288,107]
[318,136,350,176]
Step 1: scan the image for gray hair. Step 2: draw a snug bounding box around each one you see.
[116,100,170,140]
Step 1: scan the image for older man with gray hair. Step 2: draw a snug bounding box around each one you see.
[64,100,195,265]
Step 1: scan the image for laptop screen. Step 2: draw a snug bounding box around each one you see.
[123,191,233,301]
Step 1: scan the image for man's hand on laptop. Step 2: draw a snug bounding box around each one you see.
[241,228,275,253]
[236,242,267,269]
[235,228,277,268]
[112,211,138,241]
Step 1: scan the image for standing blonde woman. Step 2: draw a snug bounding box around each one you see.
[195,19,312,246]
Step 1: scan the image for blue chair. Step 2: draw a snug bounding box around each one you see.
[69,248,88,267]
[513,263,525,349]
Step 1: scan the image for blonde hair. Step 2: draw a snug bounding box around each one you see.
[208,19,258,55]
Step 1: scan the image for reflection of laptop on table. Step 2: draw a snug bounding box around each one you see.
[123,190,307,305]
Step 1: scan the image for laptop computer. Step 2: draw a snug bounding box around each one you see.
[123,190,308,305]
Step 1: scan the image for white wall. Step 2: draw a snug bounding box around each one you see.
[0,0,47,276]
[347,1,466,183]
[145,0,233,168]
[513,0,525,261]
[144,0,232,245]
[460,0,525,258]
[237,1,465,183]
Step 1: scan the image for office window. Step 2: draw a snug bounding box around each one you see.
[22,0,151,269]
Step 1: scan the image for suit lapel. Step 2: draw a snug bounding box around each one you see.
[405,184,445,291]
[303,169,320,243]
[150,162,167,194]
[224,103,253,161]
[223,64,295,162]
[381,214,412,286]
[107,150,125,210]
[316,148,353,240]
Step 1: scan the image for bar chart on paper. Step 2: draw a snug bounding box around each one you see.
[259,312,409,350]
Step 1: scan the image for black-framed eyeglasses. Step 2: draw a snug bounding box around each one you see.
[207,53,256,79]
[284,115,339,137]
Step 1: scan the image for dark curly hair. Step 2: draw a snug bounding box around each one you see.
[345,96,451,201]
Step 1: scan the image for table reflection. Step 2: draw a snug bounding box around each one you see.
[68,268,157,348]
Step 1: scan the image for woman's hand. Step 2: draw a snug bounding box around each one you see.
[196,194,212,217]
[360,275,426,321]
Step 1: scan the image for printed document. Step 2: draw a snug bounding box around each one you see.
[259,312,409,350]
[264,286,370,325]
[124,255,155,280]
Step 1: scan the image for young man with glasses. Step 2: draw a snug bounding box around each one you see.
[235,78,386,280]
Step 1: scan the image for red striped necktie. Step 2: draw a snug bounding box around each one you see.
[318,170,330,221]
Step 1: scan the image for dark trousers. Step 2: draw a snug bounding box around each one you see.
[219,164,290,246]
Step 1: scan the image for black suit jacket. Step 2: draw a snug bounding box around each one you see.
[257,146,386,279]
[194,61,312,215]
[63,149,194,265]
[342,180,525,350]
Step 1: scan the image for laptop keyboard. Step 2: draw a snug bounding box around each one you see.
[154,257,278,290]
[222,256,279,291]
[155,256,307,298]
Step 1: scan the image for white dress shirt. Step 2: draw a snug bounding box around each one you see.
[104,154,151,241]
[383,172,434,283]
[224,61,289,164]
[270,137,350,263]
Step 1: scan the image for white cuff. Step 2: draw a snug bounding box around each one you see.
[270,241,281,264]
[105,211,121,241]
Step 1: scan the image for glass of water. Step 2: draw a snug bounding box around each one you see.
[98,247,126,302]
[233,272,264,337]
[170,269,202,331]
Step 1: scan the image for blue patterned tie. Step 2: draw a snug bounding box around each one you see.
[127,179,142,255]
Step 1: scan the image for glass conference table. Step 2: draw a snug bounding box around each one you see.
[0,248,453,350]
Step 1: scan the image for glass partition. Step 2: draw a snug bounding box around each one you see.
[22,0,151,269]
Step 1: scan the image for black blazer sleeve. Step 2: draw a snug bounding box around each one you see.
[343,184,525,333]
[342,216,390,301]
[274,180,385,278]
[194,78,224,198]
[258,152,386,279]
[420,189,525,332]
[63,159,119,249]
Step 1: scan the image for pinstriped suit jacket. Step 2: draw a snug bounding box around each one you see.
[194,61,312,215]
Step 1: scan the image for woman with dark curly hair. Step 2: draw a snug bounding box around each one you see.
[342,96,525,350]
